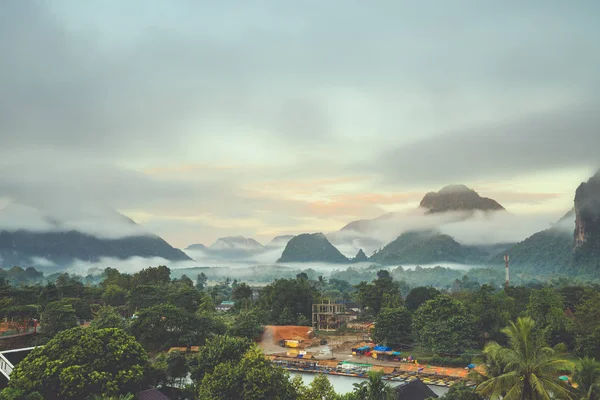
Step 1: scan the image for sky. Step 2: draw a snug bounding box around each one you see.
[0,0,599,249]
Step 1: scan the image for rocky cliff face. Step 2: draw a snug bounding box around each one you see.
[419,184,505,214]
[574,171,600,249]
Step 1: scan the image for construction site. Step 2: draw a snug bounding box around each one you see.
[258,325,474,388]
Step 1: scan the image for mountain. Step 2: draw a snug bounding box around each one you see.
[187,236,266,260]
[573,171,600,272]
[185,243,207,251]
[339,212,396,233]
[0,230,191,267]
[0,202,191,267]
[351,249,368,263]
[488,226,573,275]
[265,235,295,248]
[490,171,600,276]
[419,184,505,214]
[369,230,506,265]
[277,233,350,263]
[210,236,264,251]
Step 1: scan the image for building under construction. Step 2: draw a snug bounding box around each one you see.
[312,300,355,332]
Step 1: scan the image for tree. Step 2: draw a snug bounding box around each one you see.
[196,273,208,290]
[437,383,483,400]
[294,374,340,400]
[40,300,78,339]
[412,295,475,353]
[101,268,132,290]
[197,346,298,399]
[470,285,514,344]
[102,285,128,307]
[231,282,253,302]
[573,357,600,400]
[351,370,395,400]
[55,273,84,298]
[131,265,171,286]
[6,327,148,400]
[228,310,264,341]
[189,335,253,383]
[127,285,167,312]
[526,288,573,347]
[405,286,440,311]
[372,307,412,347]
[129,304,207,351]
[166,350,189,387]
[476,317,574,400]
[355,271,402,315]
[91,306,125,330]
[258,278,318,323]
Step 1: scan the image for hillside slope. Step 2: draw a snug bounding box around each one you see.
[277,233,350,263]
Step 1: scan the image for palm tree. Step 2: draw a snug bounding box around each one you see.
[469,341,509,385]
[352,370,395,400]
[573,357,600,400]
[476,316,575,400]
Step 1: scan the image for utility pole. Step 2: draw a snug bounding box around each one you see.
[504,254,510,287]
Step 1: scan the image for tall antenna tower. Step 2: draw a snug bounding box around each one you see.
[504,254,510,287]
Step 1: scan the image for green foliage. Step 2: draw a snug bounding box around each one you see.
[526,288,574,347]
[372,307,412,346]
[257,278,318,324]
[6,327,148,400]
[469,285,514,343]
[476,317,574,400]
[429,355,472,368]
[40,300,78,339]
[405,286,440,311]
[228,310,264,341]
[127,285,167,311]
[196,272,208,290]
[102,285,128,307]
[91,306,126,330]
[129,304,218,351]
[131,265,171,286]
[351,370,395,400]
[189,335,253,383]
[197,346,298,400]
[573,357,600,400]
[294,374,340,400]
[413,295,475,353]
[355,270,403,315]
[436,383,482,400]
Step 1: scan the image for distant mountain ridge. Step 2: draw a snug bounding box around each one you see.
[0,229,191,267]
[0,202,191,267]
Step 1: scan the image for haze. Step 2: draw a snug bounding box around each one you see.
[1,1,599,248]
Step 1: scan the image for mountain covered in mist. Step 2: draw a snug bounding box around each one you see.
[370,230,512,265]
[491,171,600,276]
[573,171,600,272]
[419,184,505,214]
[0,202,191,267]
[278,233,350,263]
[185,236,266,260]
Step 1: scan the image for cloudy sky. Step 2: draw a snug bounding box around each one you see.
[1,0,599,248]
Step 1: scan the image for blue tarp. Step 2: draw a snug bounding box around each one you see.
[468,364,476,369]
[391,351,401,356]
[373,346,392,352]
[356,346,371,351]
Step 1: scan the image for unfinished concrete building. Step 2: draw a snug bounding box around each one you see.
[312,300,353,332]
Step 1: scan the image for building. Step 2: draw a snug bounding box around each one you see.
[394,378,438,400]
[312,300,355,332]
[216,301,235,312]
[0,347,36,390]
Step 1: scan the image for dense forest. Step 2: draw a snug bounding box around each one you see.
[1,264,600,399]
